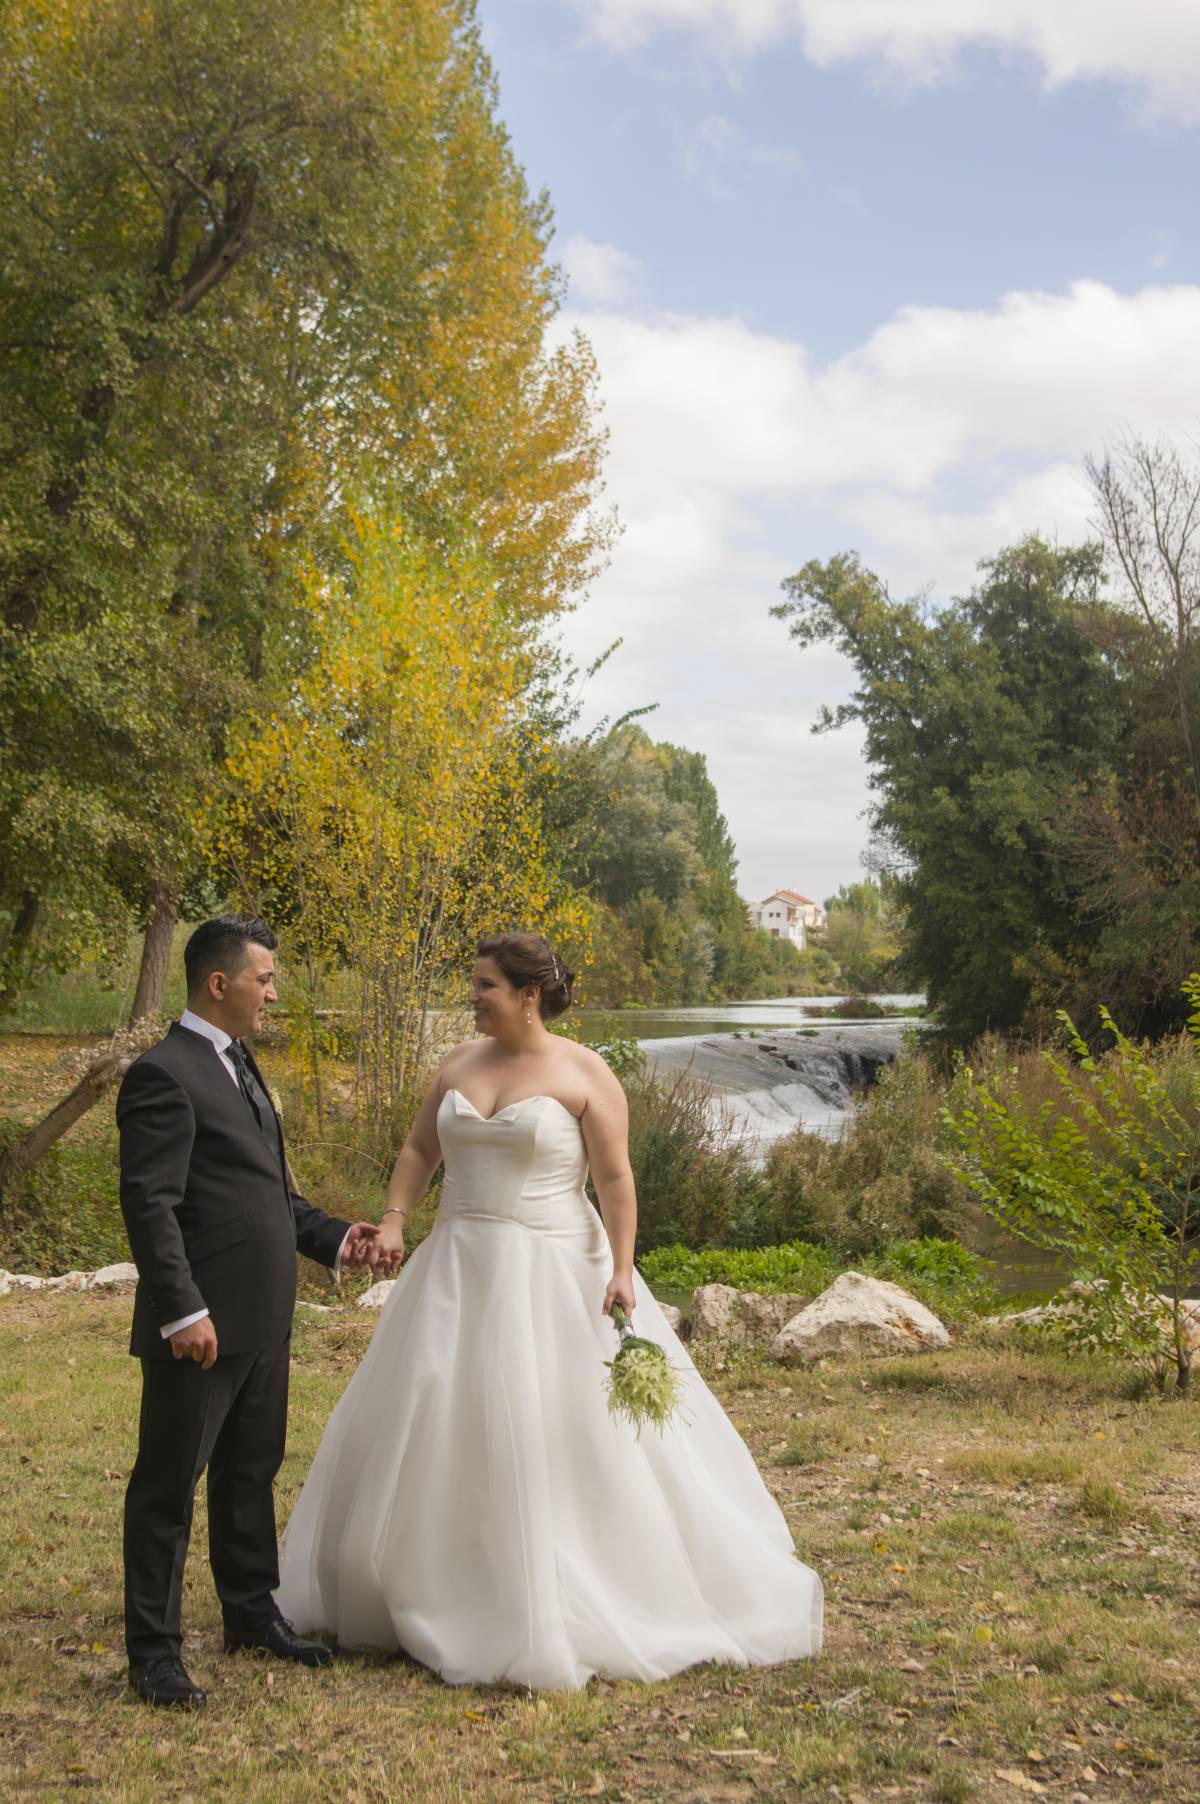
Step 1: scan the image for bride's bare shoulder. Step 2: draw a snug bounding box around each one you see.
[433,1040,486,1092]
[560,1040,626,1098]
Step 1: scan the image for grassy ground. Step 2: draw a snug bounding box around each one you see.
[1,1293,1197,1804]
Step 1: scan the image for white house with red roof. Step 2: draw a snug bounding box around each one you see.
[747,888,825,949]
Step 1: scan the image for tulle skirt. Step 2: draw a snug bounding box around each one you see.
[275,1207,823,1689]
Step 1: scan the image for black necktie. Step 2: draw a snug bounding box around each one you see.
[226,1040,269,1128]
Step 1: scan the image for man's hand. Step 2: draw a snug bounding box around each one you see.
[169,1317,218,1370]
[342,1222,384,1269]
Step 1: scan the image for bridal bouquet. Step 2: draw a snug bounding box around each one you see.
[605,1305,684,1437]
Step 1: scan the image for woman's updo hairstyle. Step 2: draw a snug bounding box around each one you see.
[476,932,576,1021]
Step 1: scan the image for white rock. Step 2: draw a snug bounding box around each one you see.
[296,1300,333,1314]
[356,1280,396,1309]
[1,1271,45,1292]
[689,1284,813,1347]
[86,1262,139,1290]
[981,1284,1200,1362]
[657,1303,682,1332]
[771,1271,950,1366]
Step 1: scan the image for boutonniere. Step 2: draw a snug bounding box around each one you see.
[268,1087,284,1119]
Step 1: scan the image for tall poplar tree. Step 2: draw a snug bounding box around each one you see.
[0,0,611,1014]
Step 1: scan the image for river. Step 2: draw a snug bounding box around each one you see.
[574,995,1070,1298]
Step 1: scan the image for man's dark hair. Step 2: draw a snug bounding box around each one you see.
[184,915,277,997]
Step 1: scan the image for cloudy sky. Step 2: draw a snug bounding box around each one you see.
[480,0,1200,906]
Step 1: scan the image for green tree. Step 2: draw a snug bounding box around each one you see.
[774,537,1123,1044]
[0,0,610,1014]
[821,878,899,993]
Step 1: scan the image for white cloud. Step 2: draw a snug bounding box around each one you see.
[584,0,1200,123]
[561,234,644,305]
[556,275,1200,899]
[569,281,1200,510]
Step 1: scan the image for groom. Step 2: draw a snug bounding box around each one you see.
[117,913,388,1708]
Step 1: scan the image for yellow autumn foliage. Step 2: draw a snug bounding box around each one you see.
[216,507,588,1132]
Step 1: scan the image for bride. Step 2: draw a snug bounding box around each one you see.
[275,932,823,1689]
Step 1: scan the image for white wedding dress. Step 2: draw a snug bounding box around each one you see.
[275,1089,823,1689]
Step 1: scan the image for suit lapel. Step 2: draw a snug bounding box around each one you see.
[167,1022,281,1157]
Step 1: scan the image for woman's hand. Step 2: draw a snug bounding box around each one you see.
[377,1214,406,1273]
[603,1268,635,1318]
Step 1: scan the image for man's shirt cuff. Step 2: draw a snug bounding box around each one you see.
[160,1308,210,1340]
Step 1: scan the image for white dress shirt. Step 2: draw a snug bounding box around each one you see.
[159,1009,349,1339]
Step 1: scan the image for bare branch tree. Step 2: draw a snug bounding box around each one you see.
[1087,433,1200,815]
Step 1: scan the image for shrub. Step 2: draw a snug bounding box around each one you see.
[943,987,1200,1395]
[745,1048,969,1254]
[864,1237,1000,1324]
[0,1119,128,1273]
[621,1067,767,1253]
[639,1240,840,1296]
[590,1035,645,1079]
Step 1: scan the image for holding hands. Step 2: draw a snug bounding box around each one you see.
[343,1220,404,1276]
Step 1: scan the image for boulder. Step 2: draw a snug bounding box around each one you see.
[0,1263,136,1296]
[771,1271,950,1366]
[657,1303,682,1333]
[86,1262,139,1290]
[0,1271,46,1293]
[689,1284,813,1347]
[981,1283,1200,1362]
[356,1279,397,1310]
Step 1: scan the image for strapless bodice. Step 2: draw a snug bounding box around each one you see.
[435,1088,597,1237]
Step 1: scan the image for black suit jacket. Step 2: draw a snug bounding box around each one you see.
[116,1022,351,1358]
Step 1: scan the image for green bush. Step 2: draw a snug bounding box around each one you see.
[944,989,1200,1393]
[639,1234,998,1324]
[864,1236,1000,1324]
[0,1119,128,1273]
[639,1240,839,1296]
[744,1048,969,1254]
[590,1035,645,1079]
[621,1067,768,1253]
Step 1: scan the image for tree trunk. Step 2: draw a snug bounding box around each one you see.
[0,1048,135,1212]
[0,890,40,1012]
[129,882,179,1026]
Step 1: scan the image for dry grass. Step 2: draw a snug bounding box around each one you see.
[2,1293,1198,1803]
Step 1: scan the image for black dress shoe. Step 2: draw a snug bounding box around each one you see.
[129,1655,207,1709]
[223,1616,334,1666]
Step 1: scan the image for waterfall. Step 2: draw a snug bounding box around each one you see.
[640,1025,908,1162]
